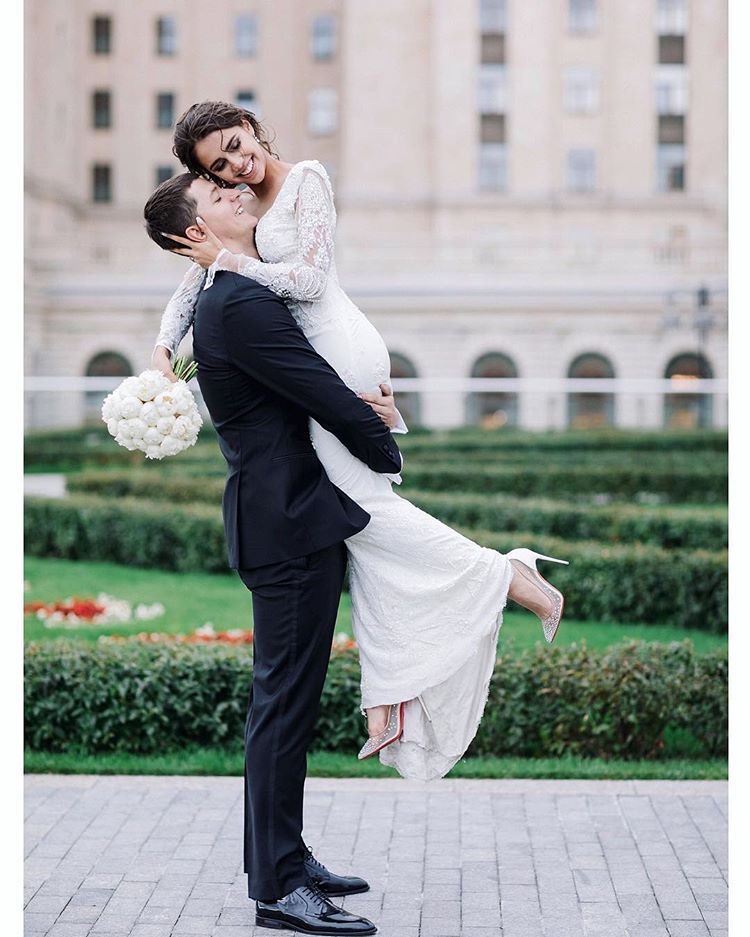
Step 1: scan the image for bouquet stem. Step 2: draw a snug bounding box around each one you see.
[173,356,198,383]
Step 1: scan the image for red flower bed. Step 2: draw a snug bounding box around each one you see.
[24,598,106,621]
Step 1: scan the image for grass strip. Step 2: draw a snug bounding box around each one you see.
[24,748,727,780]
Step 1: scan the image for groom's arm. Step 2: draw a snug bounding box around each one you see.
[222,276,402,475]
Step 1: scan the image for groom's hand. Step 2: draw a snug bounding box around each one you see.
[358,383,399,429]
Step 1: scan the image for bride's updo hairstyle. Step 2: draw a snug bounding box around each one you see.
[172,100,279,186]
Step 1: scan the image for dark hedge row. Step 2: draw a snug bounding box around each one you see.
[398,464,726,502]
[25,427,726,474]
[398,428,728,454]
[67,472,727,551]
[24,496,727,630]
[24,639,727,760]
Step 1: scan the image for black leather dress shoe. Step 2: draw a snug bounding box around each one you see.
[255,882,377,935]
[303,844,370,896]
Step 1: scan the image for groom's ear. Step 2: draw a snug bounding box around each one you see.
[184,223,205,243]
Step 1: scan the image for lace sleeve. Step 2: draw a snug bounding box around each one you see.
[215,165,335,302]
[154,262,205,356]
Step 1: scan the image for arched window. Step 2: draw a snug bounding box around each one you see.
[84,351,132,423]
[663,352,713,428]
[389,352,421,427]
[567,352,615,428]
[466,352,518,428]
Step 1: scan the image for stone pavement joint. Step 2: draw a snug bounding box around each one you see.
[25,776,728,937]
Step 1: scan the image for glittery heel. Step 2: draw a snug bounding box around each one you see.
[507,548,568,643]
[357,702,405,760]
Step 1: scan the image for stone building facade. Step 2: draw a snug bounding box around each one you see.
[25,0,727,430]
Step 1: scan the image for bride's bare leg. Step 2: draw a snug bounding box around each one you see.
[366,704,391,737]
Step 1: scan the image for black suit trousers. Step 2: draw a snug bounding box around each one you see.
[238,541,348,900]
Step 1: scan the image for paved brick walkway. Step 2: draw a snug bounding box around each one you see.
[24,776,727,937]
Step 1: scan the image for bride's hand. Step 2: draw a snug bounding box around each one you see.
[151,345,178,383]
[358,383,399,429]
[163,217,224,269]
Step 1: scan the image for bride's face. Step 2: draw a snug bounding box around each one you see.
[194,120,269,187]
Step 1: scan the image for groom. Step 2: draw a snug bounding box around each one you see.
[144,173,402,936]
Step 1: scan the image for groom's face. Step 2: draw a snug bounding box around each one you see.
[188,177,258,244]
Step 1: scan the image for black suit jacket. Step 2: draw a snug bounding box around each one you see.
[192,271,402,570]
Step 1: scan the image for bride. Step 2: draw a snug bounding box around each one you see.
[152,100,567,781]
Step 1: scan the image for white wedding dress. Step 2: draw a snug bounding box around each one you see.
[156,160,513,780]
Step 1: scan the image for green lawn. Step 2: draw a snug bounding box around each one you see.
[24,556,727,653]
[24,747,727,780]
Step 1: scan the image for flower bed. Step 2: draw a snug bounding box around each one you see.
[24,593,165,628]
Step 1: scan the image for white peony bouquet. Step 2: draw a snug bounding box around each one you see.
[101,356,203,460]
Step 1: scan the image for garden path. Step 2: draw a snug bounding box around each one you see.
[24,775,728,937]
[25,475,66,499]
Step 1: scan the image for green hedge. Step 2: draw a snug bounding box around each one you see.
[24,495,727,630]
[23,639,727,760]
[66,472,728,551]
[398,464,726,502]
[25,427,726,474]
[24,495,229,573]
[397,428,728,455]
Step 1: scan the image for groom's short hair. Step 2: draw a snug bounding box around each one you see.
[144,172,199,251]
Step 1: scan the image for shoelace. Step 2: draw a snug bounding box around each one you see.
[297,881,330,908]
[303,846,327,873]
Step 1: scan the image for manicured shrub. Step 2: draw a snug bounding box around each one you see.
[67,474,727,551]
[23,639,726,760]
[24,496,727,630]
[24,495,228,572]
[398,428,728,455]
[398,464,726,502]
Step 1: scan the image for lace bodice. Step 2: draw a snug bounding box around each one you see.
[155,160,338,354]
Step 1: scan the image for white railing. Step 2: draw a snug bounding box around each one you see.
[24,377,728,394]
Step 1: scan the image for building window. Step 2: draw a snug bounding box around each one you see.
[664,352,713,428]
[478,64,507,113]
[236,89,257,114]
[481,33,505,64]
[466,352,518,427]
[156,93,175,129]
[657,144,686,191]
[655,64,688,114]
[311,15,336,59]
[389,352,421,426]
[85,351,132,422]
[567,353,614,428]
[563,66,600,114]
[92,164,112,203]
[480,0,507,33]
[92,16,112,54]
[234,14,258,57]
[308,88,338,135]
[656,0,688,34]
[479,143,507,191]
[658,114,685,144]
[92,90,112,129]
[568,0,597,34]
[566,148,596,193]
[156,16,177,55]
[481,113,506,143]
[658,34,685,64]
[155,165,174,186]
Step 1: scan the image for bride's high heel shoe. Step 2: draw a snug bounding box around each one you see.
[506,547,569,643]
[357,695,432,761]
[358,702,405,760]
